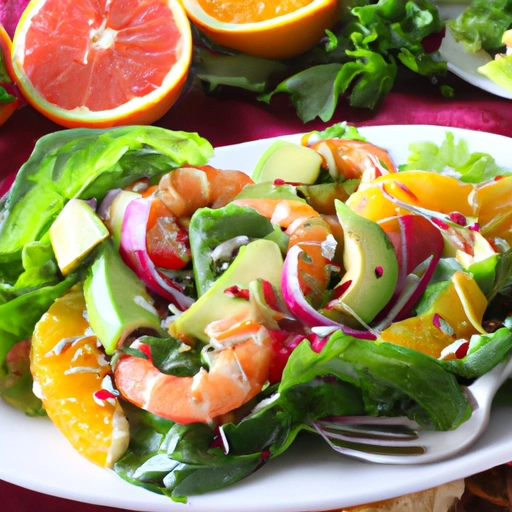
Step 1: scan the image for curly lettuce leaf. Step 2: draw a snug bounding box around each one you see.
[0,126,213,265]
[401,131,511,182]
[259,0,444,122]
[447,0,512,53]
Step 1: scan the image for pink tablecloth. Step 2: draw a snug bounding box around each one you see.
[1,76,512,511]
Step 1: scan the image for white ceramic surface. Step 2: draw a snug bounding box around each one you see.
[438,5,512,100]
[2,125,512,512]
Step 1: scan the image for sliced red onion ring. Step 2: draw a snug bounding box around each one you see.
[98,189,121,221]
[281,245,376,340]
[120,196,194,311]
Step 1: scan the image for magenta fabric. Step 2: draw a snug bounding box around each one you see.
[1,80,512,511]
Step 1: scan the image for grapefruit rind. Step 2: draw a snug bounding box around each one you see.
[11,0,193,128]
[182,0,341,59]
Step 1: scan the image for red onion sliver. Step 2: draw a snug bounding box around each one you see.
[281,245,376,340]
[119,196,194,310]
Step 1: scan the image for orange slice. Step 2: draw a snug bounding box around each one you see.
[11,0,192,128]
[0,25,21,126]
[182,0,341,59]
[30,287,129,467]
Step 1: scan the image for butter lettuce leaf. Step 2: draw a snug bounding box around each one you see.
[0,126,213,265]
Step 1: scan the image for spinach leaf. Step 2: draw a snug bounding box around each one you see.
[188,204,275,296]
[280,332,471,430]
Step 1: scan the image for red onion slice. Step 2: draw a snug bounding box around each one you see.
[281,245,376,340]
[119,196,194,310]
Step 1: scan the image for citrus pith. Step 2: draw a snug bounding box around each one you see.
[30,287,129,467]
[11,0,192,128]
[183,0,341,59]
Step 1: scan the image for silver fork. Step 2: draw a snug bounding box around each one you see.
[312,354,512,464]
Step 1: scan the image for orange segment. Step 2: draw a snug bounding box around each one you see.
[12,0,192,128]
[380,271,487,358]
[347,171,474,223]
[182,0,340,59]
[30,287,129,467]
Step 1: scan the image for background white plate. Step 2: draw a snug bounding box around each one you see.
[2,125,512,512]
[438,5,512,100]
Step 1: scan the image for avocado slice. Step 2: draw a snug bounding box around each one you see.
[174,239,283,342]
[235,182,305,202]
[50,199,109,276]
[252,140,322,184]
[297,181,359,215]
[332,200,398,324]
[84,241,163,354]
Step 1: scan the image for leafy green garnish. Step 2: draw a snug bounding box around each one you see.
[448,0,512,53]
[401,132,510,182]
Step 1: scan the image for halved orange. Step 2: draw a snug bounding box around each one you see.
[11,0,192,128]
[182,0,341,59]
[0,25,21,126]
[31,287,129,467]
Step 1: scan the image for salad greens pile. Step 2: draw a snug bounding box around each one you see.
[2,123,512,502]
[447,0,512,91]
[195,0,447,122]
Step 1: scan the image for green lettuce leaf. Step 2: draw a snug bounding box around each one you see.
[447,0,512,53]
[440,328,512,378]
[279,332,471,430]
[258,0,444,121]
[0,126,213,265]
[188,204,275,296]
[401,131,510,182]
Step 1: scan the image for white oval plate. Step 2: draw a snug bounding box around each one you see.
[438,5,512,100]
[2,125,512,512]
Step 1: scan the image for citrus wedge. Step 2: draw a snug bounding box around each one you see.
[183,0,341,59]
[31,287,129,467]
[11,0,192,128]
[0,24,21,126]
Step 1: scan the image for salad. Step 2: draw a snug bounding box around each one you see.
[1,123,512,502]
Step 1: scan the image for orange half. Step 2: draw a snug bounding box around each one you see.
[183,0,341,59]
[11,0,192,128]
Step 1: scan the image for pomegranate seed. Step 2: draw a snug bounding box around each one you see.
[224,285,250,300]
[468,223,480,232]
[455,342,469,359]
[375,266,384,278]
[94,389,117,401]
[448,212,466,226]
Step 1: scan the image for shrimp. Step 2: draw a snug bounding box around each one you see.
[308,139,397,182]
[114,320,273,424]
[157,165,254,218]
[232,197,338,296]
